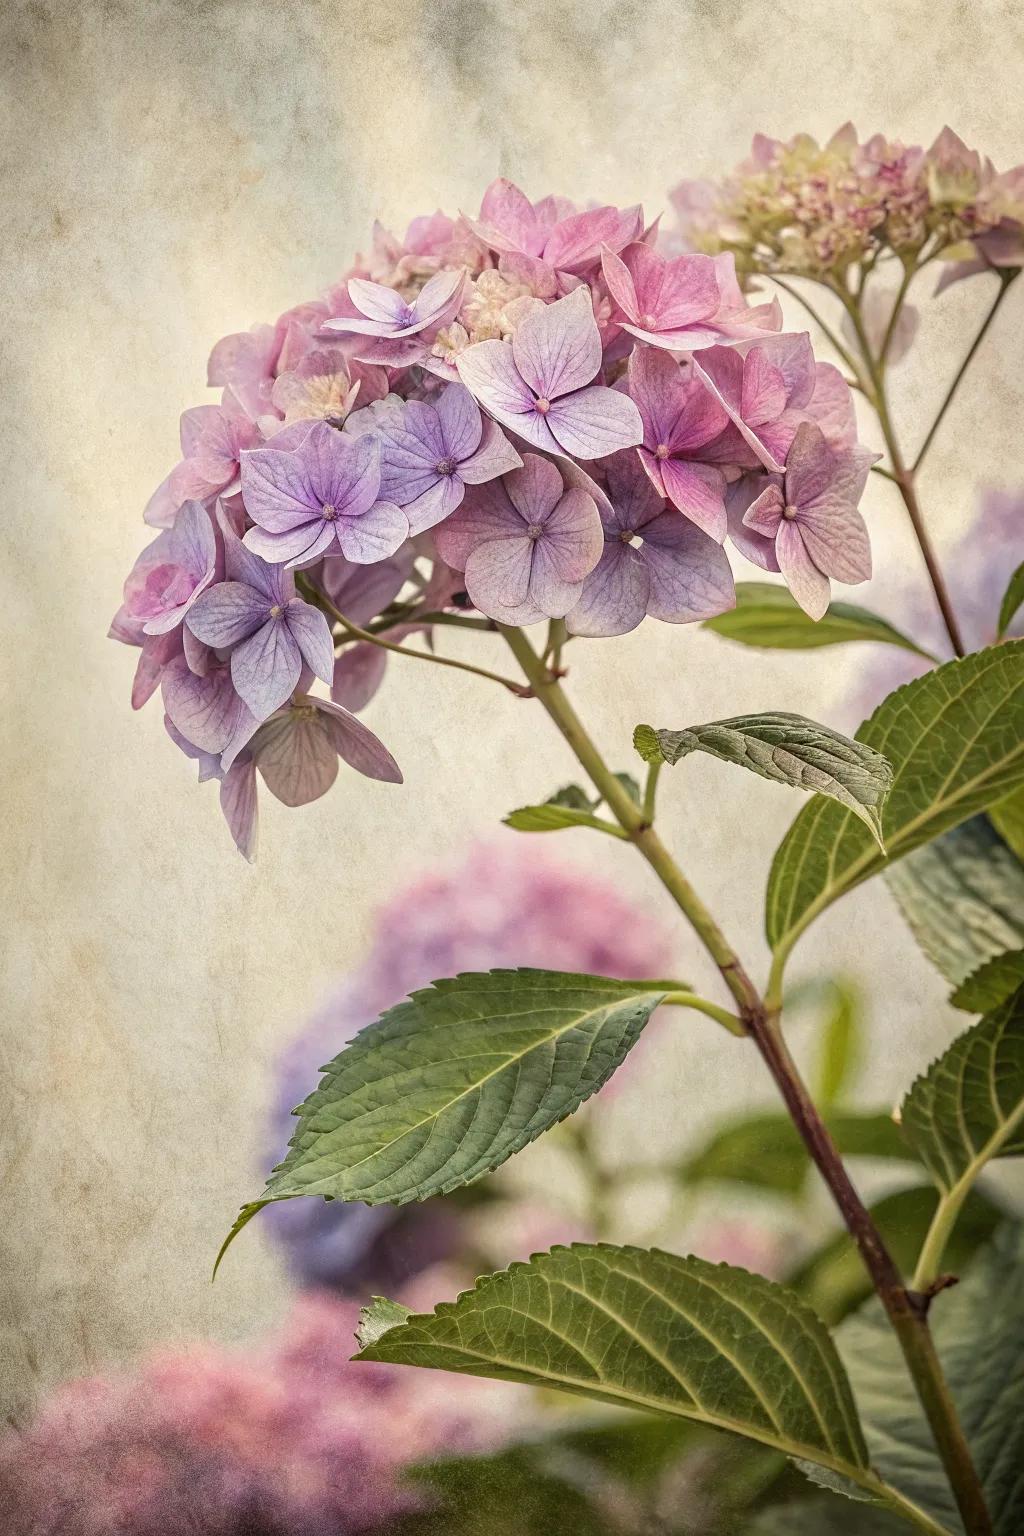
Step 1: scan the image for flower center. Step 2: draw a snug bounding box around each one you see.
[322,503,338,520]
[641,312,658,329]
[526,524,543,540]
[435,457,457,477]
[269,603,284,619]
[534,397,551,414]
[655,443,670,460]
[619,530,642,547]
[782,503,799,520]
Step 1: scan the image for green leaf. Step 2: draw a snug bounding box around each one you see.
[836,1224,1024,1535]
[951,949,1024,1012]
[901,984,1024,1194]
[545,782,595,810]
[766,643,1024,957]
[996,560,1024,639]
[748,1495,912,1533]
[248,970,675,1214]
[354,1243,876,1492]
[703,582,934,658]
[989,784,1024,859]
[633,712,893,848]
[814,982,862,1107]
[788,1185,1004,1326]
[885,816,1024,988]
[680,1110,913,1198]
[503,803,629,837]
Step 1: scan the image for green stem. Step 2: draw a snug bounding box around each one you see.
[642,759,662,823]
[834,284,966,659]
[662,990,747,1037]
[500,624,992,1535]
[912,273,1017,473]
[914,1186,972,1293]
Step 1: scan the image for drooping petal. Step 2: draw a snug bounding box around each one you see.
[220,754,258,861]
[511,288,602,400]
[546,384,643,460]
[284,599,335,685]
[658,457,728,542]
[641,514,736,623]
[253,709,340,806]
[230,617,302,721]
[331,642,388,712]
[315,698,403,783]
[775,521,831,620]
[457,418,524,484]
[565,542,651,637]
[186,580,268,648]
[161,659,250,753]
[335,500,409,564]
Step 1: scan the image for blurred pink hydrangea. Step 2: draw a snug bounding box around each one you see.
[265,839,678,1292]
[0,1287,522,1536]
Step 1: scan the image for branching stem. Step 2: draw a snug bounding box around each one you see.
[500,623,993,1535]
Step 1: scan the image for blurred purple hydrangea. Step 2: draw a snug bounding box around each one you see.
[265,839,678,1292]
[0,1288,522,1536]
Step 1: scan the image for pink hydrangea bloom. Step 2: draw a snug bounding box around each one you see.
[0,1290,523,1536]
[113,174,875,846]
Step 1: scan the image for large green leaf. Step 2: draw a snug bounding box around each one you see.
[680,1110,913,1198]
[886,816,1024,988]
[634,713,892,848]
[766,643,1024,957]
[836,1225,1024,1535]
[901,985,1024,1194]
[244,970,675,1215]
[703,582,933,658]
[355,1244,879,1490]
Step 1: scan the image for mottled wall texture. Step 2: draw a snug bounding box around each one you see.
[2,0,1022,1417]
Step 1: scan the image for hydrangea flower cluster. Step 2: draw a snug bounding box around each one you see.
[671,125,1024,283]
[266,840,677,1292]
[112,177,877,855]
[0,1290,522,1536]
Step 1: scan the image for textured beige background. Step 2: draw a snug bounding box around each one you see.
[2,0,1022,1418]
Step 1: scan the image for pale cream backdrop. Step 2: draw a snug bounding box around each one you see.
[2,0,1022,1418]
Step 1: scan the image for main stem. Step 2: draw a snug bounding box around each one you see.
[501,625,992,1535]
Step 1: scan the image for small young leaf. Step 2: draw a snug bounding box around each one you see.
[504,804,629,838]
[704,581,934,658]
[885,815,1024,987]
[251,970,676,1210]
[546,783,595,810]
[836,1225,1024,1535]
[766,642,1024,956]
[634,713,892,849]
[901,983,1024,1194]
[355,1243,872,1485]
[951,949,1024,1012]
[814,983,862,1108]
[997,559,1024,639]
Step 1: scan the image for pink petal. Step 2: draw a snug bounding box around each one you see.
[693,351,786,473]
[797,502,872,584]
[316,699,403,783]
[220,755,258,861]
[332,642,387,712]
[776,521,831,620]
[436,381,482,462]
[458,418,524,485]
[641,514,736,622]
[464,536,543,625]
[527,536,590,617]
[477,178,543,255]
[600,245,640,319]
[784,422,838,507]
[754,333,816,409]
[505,454,566,525]
[542,205,642,274]
[335,501,409,564]
[659,458,728,542]
[434,481,525,571]
[304,422,382,519]
[162,659,249,753]
[253,711,340,806]
[285,600,335,685]
[566,543,650,638]
[540,488,604,581]
[347,279,410,324]
[740,350,787,424]
[404,473,465,535]
[456,340,558,453]
[230,618,302,720]
[186,581,267,648]
[412,268,466,326]
[546,384,643,460]
[511,288,602,401]
[806,363,857,450]
[741,482,786,537]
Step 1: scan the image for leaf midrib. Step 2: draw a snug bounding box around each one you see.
[270,988,665,1198]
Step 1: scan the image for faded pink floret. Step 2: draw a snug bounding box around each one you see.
[602,242,782,352]
[468,177,643,278]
